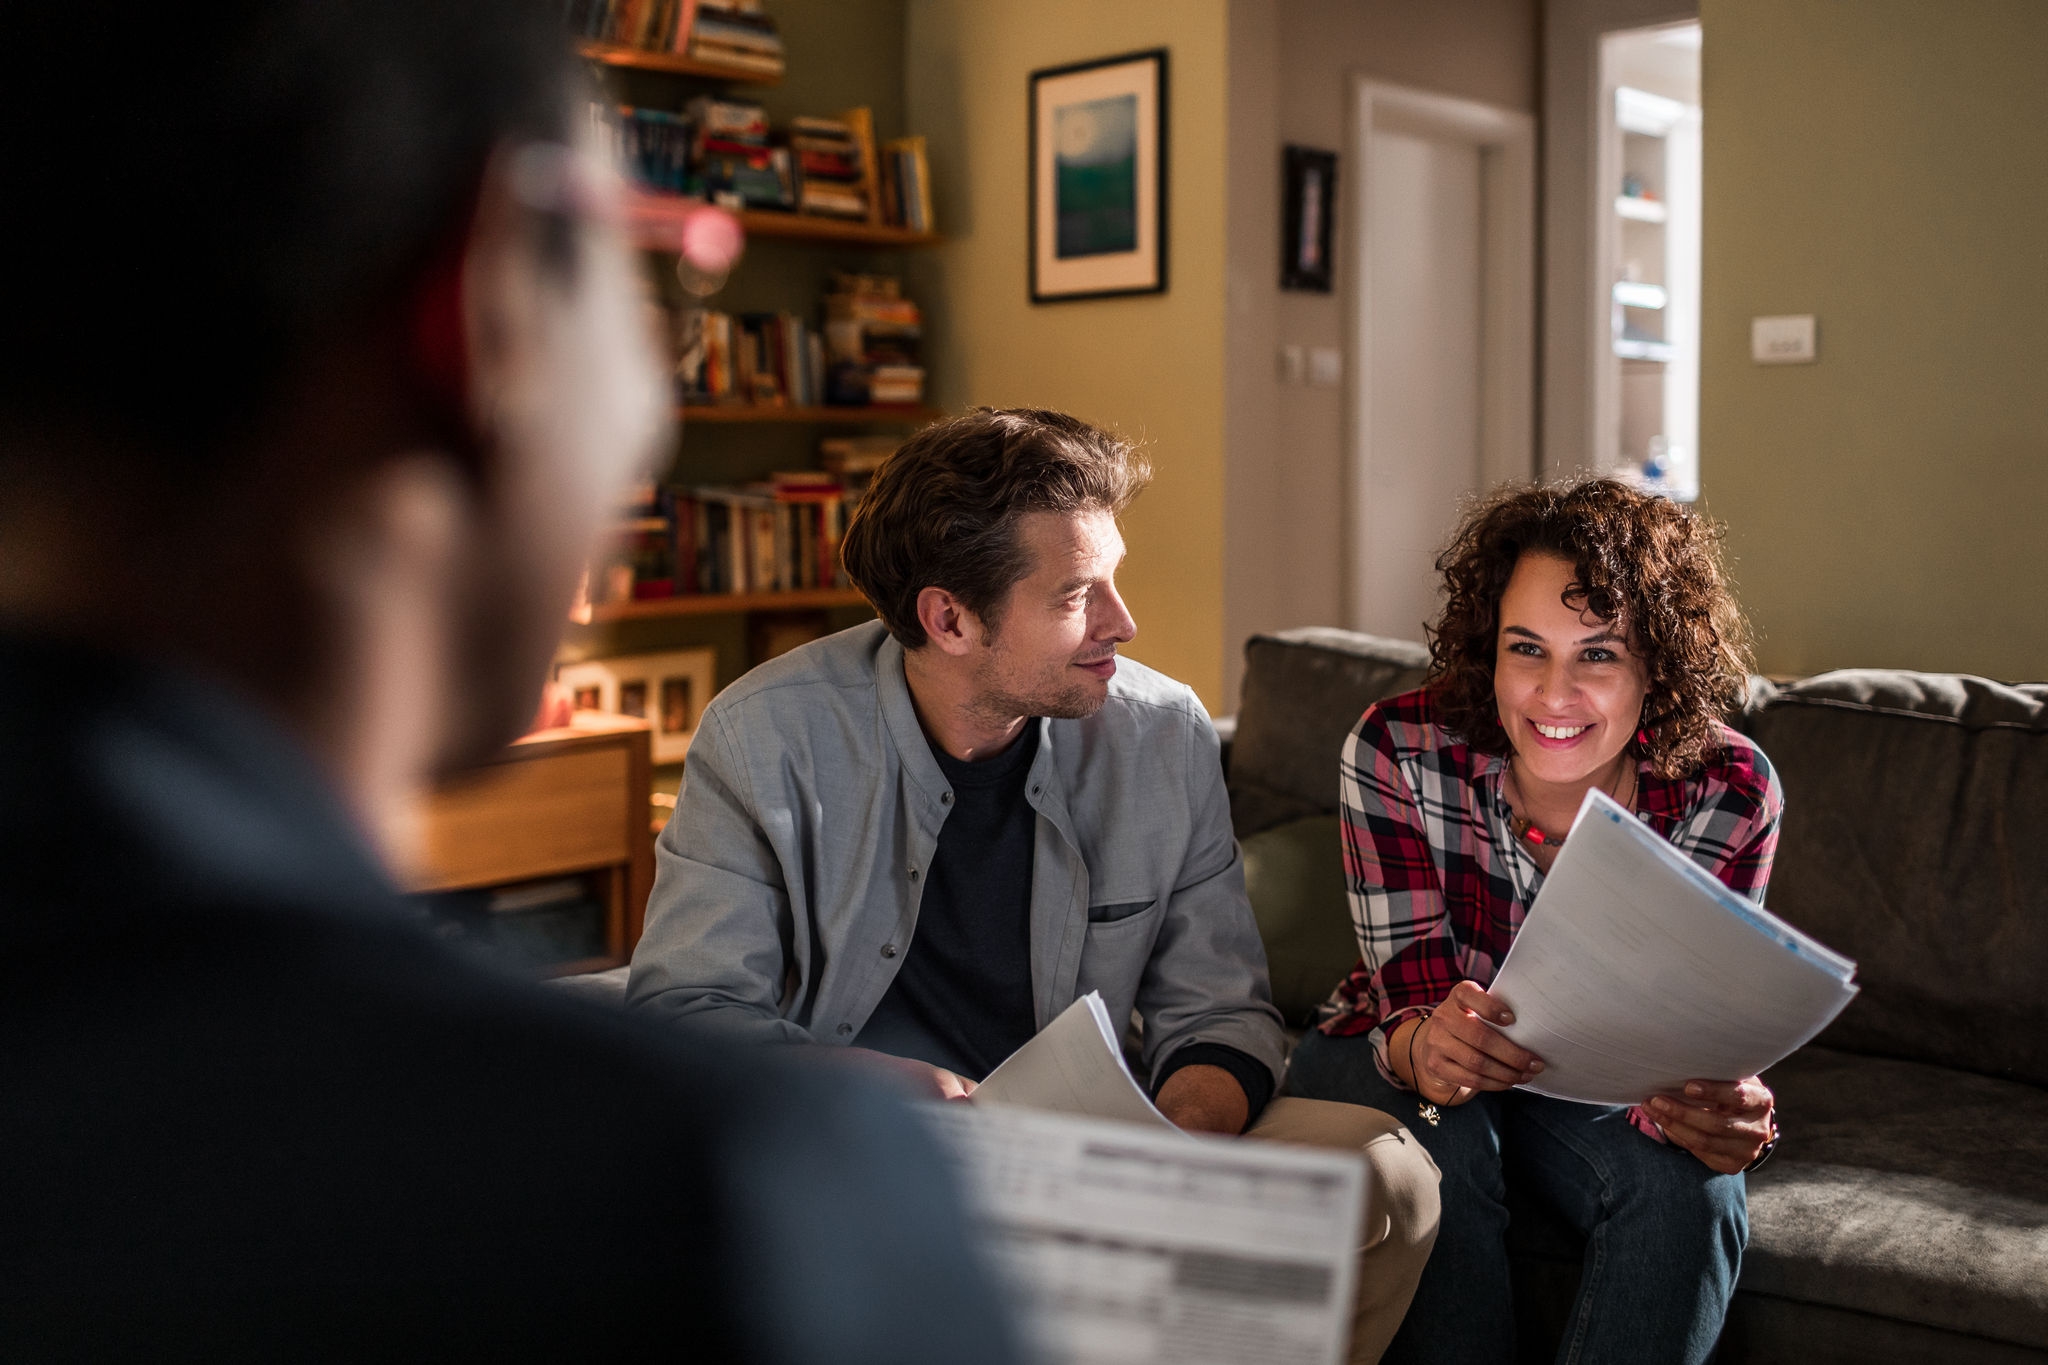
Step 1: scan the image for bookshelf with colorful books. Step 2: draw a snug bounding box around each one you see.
[560,0,938,710]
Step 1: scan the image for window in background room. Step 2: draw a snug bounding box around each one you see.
[1598,23,1701,500]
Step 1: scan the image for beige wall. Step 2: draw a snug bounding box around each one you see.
[906,0,1233,709]
[1222,0,1539,705]
[1700,0,2048,681]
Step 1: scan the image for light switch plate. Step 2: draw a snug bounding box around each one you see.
[1751,315,1817,364]
[1308,347,1343,387]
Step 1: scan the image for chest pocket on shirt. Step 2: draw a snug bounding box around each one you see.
[1087,899,1156,924]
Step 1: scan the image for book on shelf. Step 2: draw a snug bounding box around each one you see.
[839,107,882,225]
[566,0,702,56]
[687,3,785,75]
[674,478,854,598]
[674,308,828,409]
[588,474,855,605]
[786,113,871,220]
[822,271,924,406]
[602,94,937,235]
[567,0,787,75]
[617,106,695,193]
[879,135,934,233]
[818,434,902,494]
[685,96,792,209]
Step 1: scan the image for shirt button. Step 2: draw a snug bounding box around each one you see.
[941,792,953,805]
[881,944,898,958]
[908,867,920,882]
[837,1023,853,1036]
[1030,784,1041,796]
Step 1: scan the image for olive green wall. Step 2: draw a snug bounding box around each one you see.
[906,0,1233,710]
[1700,0,2048,681]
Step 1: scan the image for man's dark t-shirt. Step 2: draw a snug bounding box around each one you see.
[857,724,1040,1079]
[853,720,1274,1118]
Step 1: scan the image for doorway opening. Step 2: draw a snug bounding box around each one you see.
[1598,22,1702,500]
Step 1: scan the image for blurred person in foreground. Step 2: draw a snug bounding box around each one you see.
[629,408,1443,1364]
[0,4,1022,1362]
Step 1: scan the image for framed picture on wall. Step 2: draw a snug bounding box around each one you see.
[1281,146,1338,292]
[1029,48,1168,303]
[556,648,717,764]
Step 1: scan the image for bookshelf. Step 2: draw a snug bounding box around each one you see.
[572,1,937,716]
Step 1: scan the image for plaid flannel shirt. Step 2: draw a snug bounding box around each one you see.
[1319,686,1783,1140]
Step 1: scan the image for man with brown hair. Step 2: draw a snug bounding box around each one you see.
[630,407,1442,1362]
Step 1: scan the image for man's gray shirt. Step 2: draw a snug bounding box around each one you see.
[627,620,1287,1087]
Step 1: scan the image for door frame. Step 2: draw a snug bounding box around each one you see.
[1539,0,1699,478]
[1347,79,1537,632]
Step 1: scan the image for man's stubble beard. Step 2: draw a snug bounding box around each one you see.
[968,649,1107,727]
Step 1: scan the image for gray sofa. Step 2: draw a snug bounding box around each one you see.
[1225,627,2048,1364]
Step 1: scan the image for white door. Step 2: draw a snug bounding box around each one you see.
[1349,84,1536,643]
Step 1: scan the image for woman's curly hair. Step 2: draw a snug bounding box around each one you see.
[1426,478,1755,779]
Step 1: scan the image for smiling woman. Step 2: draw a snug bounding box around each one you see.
[1285,478,1785,1365]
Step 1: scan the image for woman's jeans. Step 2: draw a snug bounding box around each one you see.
[1289,1030,1746,1365]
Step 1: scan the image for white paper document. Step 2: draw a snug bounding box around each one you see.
[1487,789,1859,1106]
[972,992,1175,1131]
[922,1103,1365,1365]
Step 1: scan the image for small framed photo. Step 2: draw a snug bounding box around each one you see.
[1029,48,1168,303]
[1281,146,1337,292]
[556,648,717,764]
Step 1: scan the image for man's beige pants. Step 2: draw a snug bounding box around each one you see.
[1249,1097,1442,1365]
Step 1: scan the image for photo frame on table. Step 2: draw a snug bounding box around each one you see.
[1281,145,1337,293]
[556,648,716,764]
[1029,48,1168,303]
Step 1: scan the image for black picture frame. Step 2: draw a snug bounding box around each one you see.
[1281,145,1337,293]
[1028,48,1169,304]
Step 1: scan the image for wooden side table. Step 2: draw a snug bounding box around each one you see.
[403,714,655,975]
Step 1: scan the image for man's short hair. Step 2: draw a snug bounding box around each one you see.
[840,408,1151,649]
[0,0,578,466]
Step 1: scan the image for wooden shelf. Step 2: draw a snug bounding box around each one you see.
[628,191,939,251]
[679,403,937,424]
[576,587,869,624]
[734,208,938,246]
[577,39,780,85]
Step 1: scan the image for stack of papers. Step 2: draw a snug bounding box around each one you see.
[972,992,1174,1130]
[1488,789,1859,1106]
[924,1104,1364,1365]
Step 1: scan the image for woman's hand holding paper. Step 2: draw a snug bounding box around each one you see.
[1648,1077,1776,1173]
[1407,980,1546,1105]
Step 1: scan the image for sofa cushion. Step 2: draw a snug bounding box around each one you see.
[1742,1046,2048,1351]
[1240,816,1360,1028]
[1732,671,2048,1086]
[1231,630,1430,836]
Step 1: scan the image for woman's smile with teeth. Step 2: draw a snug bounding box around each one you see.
[1533,721,1589,740]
